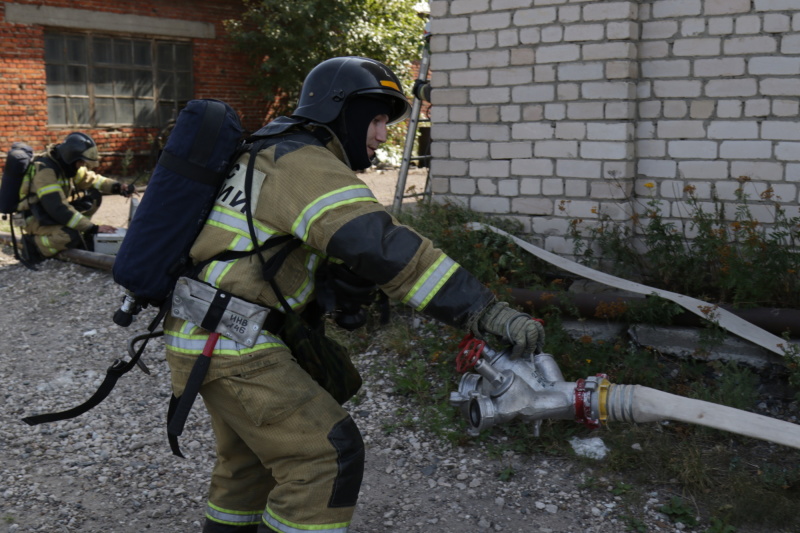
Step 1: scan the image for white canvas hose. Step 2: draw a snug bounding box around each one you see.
[469,223,799,359]
[450,343,800,451]
[605,384,800,450]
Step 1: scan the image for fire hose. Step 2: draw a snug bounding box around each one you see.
[449,335,800,450]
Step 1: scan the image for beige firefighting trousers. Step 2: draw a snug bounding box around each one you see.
[24,199,100,257]
[193,348,364,532]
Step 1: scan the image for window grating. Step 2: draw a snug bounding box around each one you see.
[44,32,193,127]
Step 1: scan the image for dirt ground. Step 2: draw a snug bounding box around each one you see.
[3,165,794,532]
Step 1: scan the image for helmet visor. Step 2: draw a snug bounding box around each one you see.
[80,145,100,168]
[356,87,411,125]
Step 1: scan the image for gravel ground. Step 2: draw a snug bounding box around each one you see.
[4,249,789,533]
[0,174,794,532]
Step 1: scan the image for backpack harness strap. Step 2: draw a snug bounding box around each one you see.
[166,138,302,457]
[22,305,168,426]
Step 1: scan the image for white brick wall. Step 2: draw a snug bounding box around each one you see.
[426,0,800,251]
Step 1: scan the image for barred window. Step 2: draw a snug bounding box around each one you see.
[44,32,193,127]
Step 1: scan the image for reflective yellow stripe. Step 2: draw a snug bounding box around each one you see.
[37,184,62,198]
[207,205,278,246]
[292,185,377,241]
[165,324,285,356]
[202,204,292,291]
[20,165,36,200]
[284,250,321,309]
[201,247,320,310]
[264,506,349,533]
[66,212,83,229]
[202,259,235,287]
[206,502,262,526]
[40,236,57,255]
[401,254,459,311]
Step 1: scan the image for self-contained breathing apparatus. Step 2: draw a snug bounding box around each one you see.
[0,142,36,266]
[22,98,381,456]
[21,100,245,434]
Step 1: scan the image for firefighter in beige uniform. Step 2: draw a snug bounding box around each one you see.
[164,57,545,533]
[18,132,134,263]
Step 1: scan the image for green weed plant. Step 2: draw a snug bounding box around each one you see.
[569,178,800,310]
[384,199,799,531]
[395,200,548,298]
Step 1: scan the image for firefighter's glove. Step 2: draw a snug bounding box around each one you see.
[120,183,136,197]
[328,264,378,307]
[412,79,432,103]
[472,301,545,358]
[317,263,378,331]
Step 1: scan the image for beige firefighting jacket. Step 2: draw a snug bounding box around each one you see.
[164,119,493,388]
[19,146,119,232]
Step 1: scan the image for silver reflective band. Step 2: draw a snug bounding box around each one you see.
[171,277,271,347]
[206,503,261,526]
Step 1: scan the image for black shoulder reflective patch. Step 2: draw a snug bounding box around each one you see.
[274,140,307,161]
[327,211,422,285]
[271,130,326,161]
[327,415,364,508]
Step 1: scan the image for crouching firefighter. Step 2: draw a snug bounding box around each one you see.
[164,57,546,533]
[16,132,135,264]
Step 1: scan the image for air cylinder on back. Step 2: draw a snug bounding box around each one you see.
[112,100,244,315]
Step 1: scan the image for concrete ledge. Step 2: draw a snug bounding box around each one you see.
[559,318,792,370]
[629,324,787,369]
[5,2,215,39]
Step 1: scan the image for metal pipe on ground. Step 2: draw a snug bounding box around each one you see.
[0,231,114,271]
[509,287,800,338]
[2,231,798,338]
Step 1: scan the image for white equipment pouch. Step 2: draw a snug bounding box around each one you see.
[171,277,272,347]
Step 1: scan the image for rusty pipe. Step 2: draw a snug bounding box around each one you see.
[510,287,800,338]
[0,231,114,271]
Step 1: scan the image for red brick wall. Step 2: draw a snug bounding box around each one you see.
[0,0,269,175]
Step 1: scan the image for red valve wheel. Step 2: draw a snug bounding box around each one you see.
[455,334,485,373]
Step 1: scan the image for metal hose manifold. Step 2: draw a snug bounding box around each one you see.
[450,337,800,450]
[450,338,585,437]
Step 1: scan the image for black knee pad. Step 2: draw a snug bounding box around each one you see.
[326,415,364,508]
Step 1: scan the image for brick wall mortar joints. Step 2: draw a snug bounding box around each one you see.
[428,0,800,245]
[0,1,270,175]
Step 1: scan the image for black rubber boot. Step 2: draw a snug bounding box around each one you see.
[20,234,45,265]
[202,519,259,533]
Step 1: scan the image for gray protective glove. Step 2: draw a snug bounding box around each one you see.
[471,301,545,358]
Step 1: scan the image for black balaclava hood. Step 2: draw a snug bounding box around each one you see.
[329,96,392,171]
[51,146,78,178]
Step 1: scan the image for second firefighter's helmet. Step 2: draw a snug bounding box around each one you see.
[56,132,99,166]
[293,57,411,126]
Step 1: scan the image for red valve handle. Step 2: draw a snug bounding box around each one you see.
[455,334,485,373]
